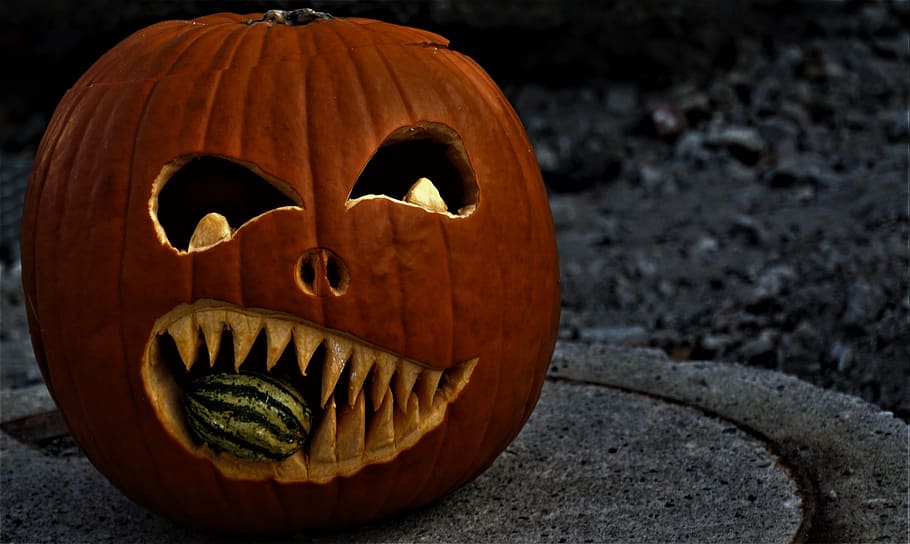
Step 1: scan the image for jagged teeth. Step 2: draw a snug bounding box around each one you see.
[292,324,320,376]
[197,310,226,367]
[150,303,481,481]
[417,369,443,408]
[348,345,374,408]
[167,314,199,371]
[265,320,293,370]
[226,313,261,371]
[370,352,397,411]
[322,336,352,408]
[365,389,395,454]
[310,396,337,463]
[393,392,420,439]
[335,391,366,461]
[393,360,422,413]
[158,305,479,468]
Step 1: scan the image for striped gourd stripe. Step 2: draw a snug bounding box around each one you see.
[185,394,303,445]
[191,373,310,430]
[185,372,312,461]
[185,403,287,461]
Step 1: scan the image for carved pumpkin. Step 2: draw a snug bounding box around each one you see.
[19,9,560,534]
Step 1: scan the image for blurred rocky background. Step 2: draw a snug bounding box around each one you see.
[1,0,908,420]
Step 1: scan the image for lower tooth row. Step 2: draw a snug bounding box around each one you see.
[310,389,423,463]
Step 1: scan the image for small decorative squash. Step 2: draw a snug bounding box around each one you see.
[20,8,560,534]
[184,371,313,461]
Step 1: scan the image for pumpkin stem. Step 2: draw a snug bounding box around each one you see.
[247,8,334,25]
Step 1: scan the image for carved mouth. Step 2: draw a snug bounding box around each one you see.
[141,300,477,482]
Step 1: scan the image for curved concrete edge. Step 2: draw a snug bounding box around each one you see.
[549,341,909,543]
[1,357,807,544]
[2,344,905,542]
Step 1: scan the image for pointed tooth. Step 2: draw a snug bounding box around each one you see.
[440,357,479,400]
[309,397,337,463]
[167,314,199,371]
[336,390,365,461]
[321,336,351,408]
[370,352,397,411]
[188,212,233,252]
[348,345,375,408]
[264,319,293,370]
[197,310,225,367]
[393,392,420,441]
[404,177,447,213]
[365,390,395,454]
[293,324,322,376]
[148,333,162,366]
[226,313,262,370]
[417,368,443,408]
[393,360,422,413]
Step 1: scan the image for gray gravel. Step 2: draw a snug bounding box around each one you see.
[0,2,907,415]
[0,371,806,543]
[505,1,909,419]
[4,340,906,542]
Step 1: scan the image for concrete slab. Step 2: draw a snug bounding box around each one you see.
[1,342,905,543]
[549,342,909,543]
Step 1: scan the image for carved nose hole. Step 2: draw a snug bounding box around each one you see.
[299,255,318,294]
[325,252,350,295]
[297,249,349,297]
[326,257,342,290]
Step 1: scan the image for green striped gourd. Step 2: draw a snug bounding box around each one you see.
[184,372,312,461]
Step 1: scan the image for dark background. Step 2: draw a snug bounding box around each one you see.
[1,1,908,420]
[3,0,879,154]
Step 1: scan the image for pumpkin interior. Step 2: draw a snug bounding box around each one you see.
[142,300,478,482]
[347,122,479,217]
[151,156,304,252]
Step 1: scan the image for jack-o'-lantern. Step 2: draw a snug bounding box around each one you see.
[19,8,560,534]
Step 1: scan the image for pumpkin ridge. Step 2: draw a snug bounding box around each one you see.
[371,44,416,120]
[424,41,513,477]
[120,78,192,511]
[161,20,225,78]
[437,212,456,370]
[201,21,249,90]
[76,15,453,89]
[45,85,127,482]
[325,20,378,142]
[352,18,449,48]
[479,54,560,425]
[21,85,84,393]
[440,48,557,454]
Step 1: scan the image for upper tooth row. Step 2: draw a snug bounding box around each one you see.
[163,309,443,413]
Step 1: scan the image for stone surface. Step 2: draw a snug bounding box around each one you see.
[549,343,909,543]
[1,353,804,543]
[4,342,908,542]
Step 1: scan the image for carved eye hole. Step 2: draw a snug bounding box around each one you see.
[347,122,478,216]
[152,156,302,252]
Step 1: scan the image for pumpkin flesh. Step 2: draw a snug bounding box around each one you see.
[144,299,478,481]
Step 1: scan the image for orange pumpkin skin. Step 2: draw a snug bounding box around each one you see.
[20,12,560,534]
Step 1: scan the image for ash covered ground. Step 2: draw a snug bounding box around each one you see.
[508,2,910,420]
[1,0,908,419]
